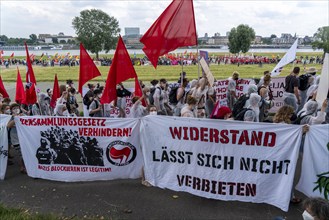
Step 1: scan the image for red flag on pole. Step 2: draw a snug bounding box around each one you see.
[140,0,197,68]
[25,83,37,105]
[24,42,37,85]
[0,75,10,98]
[15,67,26,104]
[10,52,14,58]
[78,43,101,95]
[101,35,138,104]
[50,74,60,108]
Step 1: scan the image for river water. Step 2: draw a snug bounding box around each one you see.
[2,48,322,56]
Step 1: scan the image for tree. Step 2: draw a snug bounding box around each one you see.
[29,34,38,44]
[312,26,329,56]
[72,9,120,59]
[270,34,277,39]
[0,35,8,42]
[228,24,255,54]
[59,40,66,44]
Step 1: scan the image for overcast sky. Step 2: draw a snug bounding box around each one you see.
[1,0,328,39]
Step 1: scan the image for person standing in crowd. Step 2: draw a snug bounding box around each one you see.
[273,105,295,124]
[7,103,26,174]
[128,96,147,118]
[243,93,261,122]
[211,106,232,120]
[297,98,328,125]
[173,78,188,116]
[147,105,158,115]
[257,70,271,88]
[181,96,197,118]
[54,104,69,116]
[227,71,239,110]
[284,67,300,112]
[258,75,273,122]
[306,76,321,101]
[116,83,131,118]
[205,81,216,118]
[83,83,95,110]
[297,67,317,112]
[32,93,52,116]
[67,87,79,116]
[89,89,103,117]
[153,78,168,115]
[192,77,208,118]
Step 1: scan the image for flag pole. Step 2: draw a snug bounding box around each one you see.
[197,45,200,80]
[180,53,184,85]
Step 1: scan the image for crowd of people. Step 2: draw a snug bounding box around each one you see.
[1,65,329,217]
[0,54,324,69]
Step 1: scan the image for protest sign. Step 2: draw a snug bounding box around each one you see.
[268,77,286,113]
[200,57,214,86]
[296,124,329,200]
[141,116,303,211]
[0,114,11,180]
[316,53,329,106]
[15,116,143,182]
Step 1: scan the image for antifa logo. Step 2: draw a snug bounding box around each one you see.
[106,141,137,166]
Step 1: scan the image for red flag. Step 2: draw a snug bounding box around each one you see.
[15,67,26,104]
[24,42,37,85]
[0,75,10,98]
[78,43,101,95]
[25,83,37,105]
[10,52,14,58]
[50,74,60,108]
[140,0,197,68]
[134,77,147,107]
[101,36,138,104]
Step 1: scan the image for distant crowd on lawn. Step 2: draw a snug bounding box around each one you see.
[0,54,324,68]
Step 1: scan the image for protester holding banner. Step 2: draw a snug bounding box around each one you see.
[297,99,328,125]
[128,96,147,118]
[284,67,300,112]
[7,103,26,174]
[243,93,261,122]
[226,71,239,110]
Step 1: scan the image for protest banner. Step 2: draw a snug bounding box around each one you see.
[140,116,303,211]
[268,77,286,113]
[296,124,329,200]
[214,78,255,107]
[15,116,143,182]
[0,114,11,180]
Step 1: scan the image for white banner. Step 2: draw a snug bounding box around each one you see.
[316,53,329,105]
[296,124,329,200]
[0,114,11,180]
[15,116,143,182]
[141,116,303,211]
[268,77,286,113]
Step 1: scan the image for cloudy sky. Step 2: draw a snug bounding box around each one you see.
[1,0,328,39]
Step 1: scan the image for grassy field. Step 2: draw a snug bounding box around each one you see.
[0,52,323,83]
[0,204,59,220]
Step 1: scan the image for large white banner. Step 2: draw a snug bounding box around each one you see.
[296,125,329,200]
[15,116,143,182]
[141,116,303,211]
[0,114,11,180]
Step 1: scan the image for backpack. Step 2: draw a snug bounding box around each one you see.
[232,94,249,118]
[298,74,311,91]
[89,100,99,117]
[169,86,180,105]
[83,94,93,109]
[149,87,161,105]
[234,108,251,121]
[294,112,312,124]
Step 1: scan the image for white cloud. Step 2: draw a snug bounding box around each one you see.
[1,0,328,38]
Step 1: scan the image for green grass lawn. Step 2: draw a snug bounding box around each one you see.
[0,52,323,83]
[0,204,59,220]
